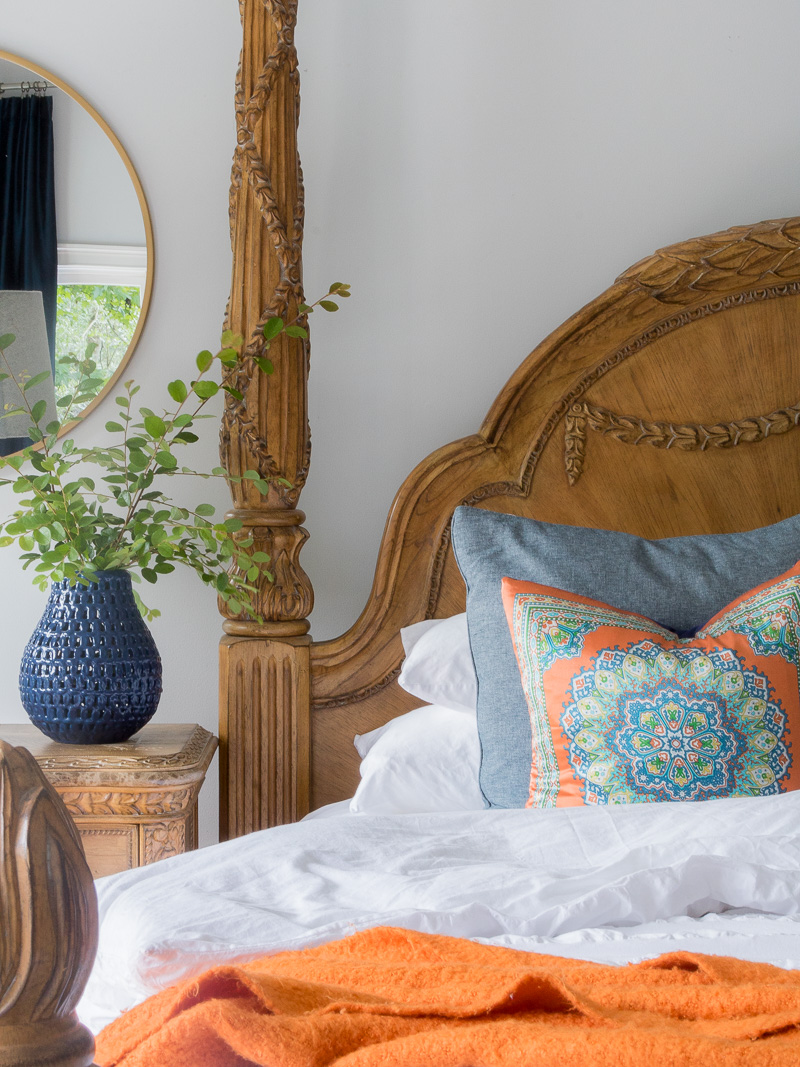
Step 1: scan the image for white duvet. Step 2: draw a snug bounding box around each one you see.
[80,791,800,1033]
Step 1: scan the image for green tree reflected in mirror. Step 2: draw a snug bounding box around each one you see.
[55,285,140,415]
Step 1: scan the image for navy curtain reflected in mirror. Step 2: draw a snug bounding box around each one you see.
[0,93,57,455]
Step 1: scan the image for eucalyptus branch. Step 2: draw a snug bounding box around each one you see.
[0,282,350,619]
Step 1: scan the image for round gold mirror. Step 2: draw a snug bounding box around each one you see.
[0,51,153,451]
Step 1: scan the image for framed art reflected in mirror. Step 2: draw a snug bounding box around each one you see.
[0,51,153,454]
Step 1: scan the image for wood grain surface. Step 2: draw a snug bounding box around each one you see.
[0,740,97,1067]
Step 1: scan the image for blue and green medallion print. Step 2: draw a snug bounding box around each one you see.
[561,641,791,805]
[512,597,666,807]
[703,577,800,667]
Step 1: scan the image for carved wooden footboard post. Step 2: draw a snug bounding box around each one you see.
[0,741,97,1067]
[219,0,311,837]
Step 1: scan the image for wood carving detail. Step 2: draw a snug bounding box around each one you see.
[220,0,312,631]
[142,821,185,865]
[222,519,312,632]
[30,724,214,772]
[315,278,800,710]
[0,741,96,1066]
[564,399,800,485]
[58,786,196,817]
[620,217,800,305]
[221,638,309,836]
[222,0,305,491]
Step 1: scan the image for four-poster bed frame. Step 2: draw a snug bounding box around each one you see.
[217,0,800,838]
[2,1,800,1063]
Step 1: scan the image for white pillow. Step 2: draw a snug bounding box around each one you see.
[397,613,477,713]
[350,704,483,814]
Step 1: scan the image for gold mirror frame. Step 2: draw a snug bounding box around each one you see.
[0,50,154,437]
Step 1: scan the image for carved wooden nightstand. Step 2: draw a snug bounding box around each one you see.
[0,723,217,878]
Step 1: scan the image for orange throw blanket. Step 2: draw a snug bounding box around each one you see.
[95,926,800,1066]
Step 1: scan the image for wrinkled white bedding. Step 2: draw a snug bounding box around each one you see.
[79,791,800,1033]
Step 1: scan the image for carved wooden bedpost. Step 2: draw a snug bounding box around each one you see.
[0,741,97,1067]
[219,0,311,837]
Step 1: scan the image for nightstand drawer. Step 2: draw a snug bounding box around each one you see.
[77,824,138,879]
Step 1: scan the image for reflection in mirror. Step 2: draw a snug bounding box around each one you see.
[0,53,152,451]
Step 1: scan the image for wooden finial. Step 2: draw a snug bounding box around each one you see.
[0,740,97,1067]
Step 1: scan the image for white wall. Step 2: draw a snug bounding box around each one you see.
[3,0,800,845]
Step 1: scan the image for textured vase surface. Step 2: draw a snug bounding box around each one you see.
[19,570,162,744]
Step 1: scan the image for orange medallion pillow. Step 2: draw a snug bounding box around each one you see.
[501,562,800,808]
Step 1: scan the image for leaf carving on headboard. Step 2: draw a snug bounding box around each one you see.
[565,399,800,486]
[619,218,800,305]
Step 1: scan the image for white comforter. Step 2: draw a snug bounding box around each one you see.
[80,792,800,1033]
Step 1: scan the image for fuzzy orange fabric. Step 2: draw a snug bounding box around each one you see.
[95,927,800,1066]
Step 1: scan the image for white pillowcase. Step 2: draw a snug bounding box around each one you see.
[350,704,483,814]
[397,613,477,713]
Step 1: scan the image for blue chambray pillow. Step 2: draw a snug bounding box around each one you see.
[451,506,800,808]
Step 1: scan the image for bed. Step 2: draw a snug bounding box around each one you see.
[3,2,800,1065]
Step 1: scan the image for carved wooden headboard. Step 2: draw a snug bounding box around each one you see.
[218,1,800,838]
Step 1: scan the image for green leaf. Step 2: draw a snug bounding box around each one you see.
[254,356,274,375]
[144,415,167,438]
[128,450,149,472]
[263,317,284,341]
[319,300,339,312]
[105,421,125,433]
[0,333,15,348]
[285,324,308,339]
[224,518,244,532]
[57,394,73,408]
[218,348,238,366]
[221,386,243,401]
[22,370,51,392]
[174,431,199,443]
[196,350,214,373]
[155,450,177,469]
[168,379,188,403]
[30,399,47,423]
[193,380,219,400]
[142,567,158,584]
[195,503,216,516]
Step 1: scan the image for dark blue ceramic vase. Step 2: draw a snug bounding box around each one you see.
[19,570,162,745]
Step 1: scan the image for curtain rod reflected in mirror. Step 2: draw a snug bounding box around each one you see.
[0,51,153,454]
[0,80,51,94]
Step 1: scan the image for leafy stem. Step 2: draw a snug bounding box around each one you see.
[0,283,350,621]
